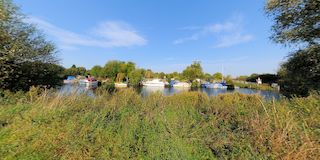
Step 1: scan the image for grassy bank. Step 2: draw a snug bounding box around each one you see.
[0,89,319,159]
[233,81,275,91]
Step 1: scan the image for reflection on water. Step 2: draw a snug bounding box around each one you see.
[58,84,95,97]
[139,86,281,100]
[59,85,281,100]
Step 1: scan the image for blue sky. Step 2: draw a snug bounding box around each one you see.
[15,0,289,76]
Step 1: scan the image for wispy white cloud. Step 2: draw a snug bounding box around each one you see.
[214,33,253,48]
[173,15,253,48]
[26,17,147,50]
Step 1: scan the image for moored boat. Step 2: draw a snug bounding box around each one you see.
[204,82,227,89]
[170,80,191,88]
[115,82,128,88]
[63,76,76,84]
[142,79,166,87]
[79,77,98,87]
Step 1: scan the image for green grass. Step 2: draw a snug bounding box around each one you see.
[233,81,275,91]
[0,88,319,159]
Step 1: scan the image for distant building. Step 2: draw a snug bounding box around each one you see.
[256,77,262,85]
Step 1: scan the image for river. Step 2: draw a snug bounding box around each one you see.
[59,84,281,100]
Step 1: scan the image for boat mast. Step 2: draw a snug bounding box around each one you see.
[221,64,224,82]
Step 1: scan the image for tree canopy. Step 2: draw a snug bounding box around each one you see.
[182,61,204,81]
[266,0,320,97]
[278,45,320,97]
[0,0,62,91]
[266,0,320,45]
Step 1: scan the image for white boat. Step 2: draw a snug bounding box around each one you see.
[79,78,98,87]
[205,83,227,89]
[63,76,76,84]
[115,83,128,88]
[172,81,191,88]
[142,79,165,87]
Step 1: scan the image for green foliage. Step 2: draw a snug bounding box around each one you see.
[224,75,234,85]
[182,61,204,81]
[115,73,125,82]
[266,0,320,97]
[165,72,182,82]
[0,90,319,159]
[128,69,145,86]
[203,73,213,82]
[191,81,200,88]
[212,72,222,81]
[101,60,136,81]
[278,45,320,97]
[266,0,320,45]
[2,61,64,91]
[233,81,274,91]
[144,69,153,78]
[63,65,87,77]
[238,75,249,81]
[246,73,279,84]
[0,0,62,91]
[89,65,103,77]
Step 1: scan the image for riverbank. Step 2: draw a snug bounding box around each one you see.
[233,81,275,91]
[0,89,319,159]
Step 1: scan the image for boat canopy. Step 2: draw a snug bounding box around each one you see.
[67,76,76,80]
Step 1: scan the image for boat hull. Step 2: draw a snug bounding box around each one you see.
[115,83,128,88]
[204,83,227,89]
[79,80,98,86]
[143,84,165,87]
[172,83,191,88]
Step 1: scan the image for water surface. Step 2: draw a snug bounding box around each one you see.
[59,84,281,100]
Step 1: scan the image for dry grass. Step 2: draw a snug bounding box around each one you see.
[0,88,319,159]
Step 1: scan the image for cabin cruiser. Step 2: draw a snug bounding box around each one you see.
[203,82,227,89]
[63,76,76,84]
[142,79,166,87]
[170,80,191,88]
[79,77,98,87]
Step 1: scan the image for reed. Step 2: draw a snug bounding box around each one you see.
[0,88,319,159]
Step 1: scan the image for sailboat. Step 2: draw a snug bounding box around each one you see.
[204,65,227,89]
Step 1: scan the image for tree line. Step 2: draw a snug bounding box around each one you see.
[63,61,232,87]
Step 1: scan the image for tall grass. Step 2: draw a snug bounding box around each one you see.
[0,88,319,159]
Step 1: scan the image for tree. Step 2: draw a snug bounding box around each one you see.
[182,61,204,81]
[224,75,234,85]
[266,0,320,96]
[236,75,249,81]
[63,67,78,76]
[204,73,212,82]
[212,72,223,81]
[278,45,320,97]
[115,73,125,82]
[144,69,153,79]
[103,60,124,81]
[165,72,182,82]
[90,65,103,78]
[77,67,86,76]
[0,0,62,91]
[128,69,145,86]
[266,0,320,45]
[8,61,64,91]
[101,60,136,81]
[246,73,279,84]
